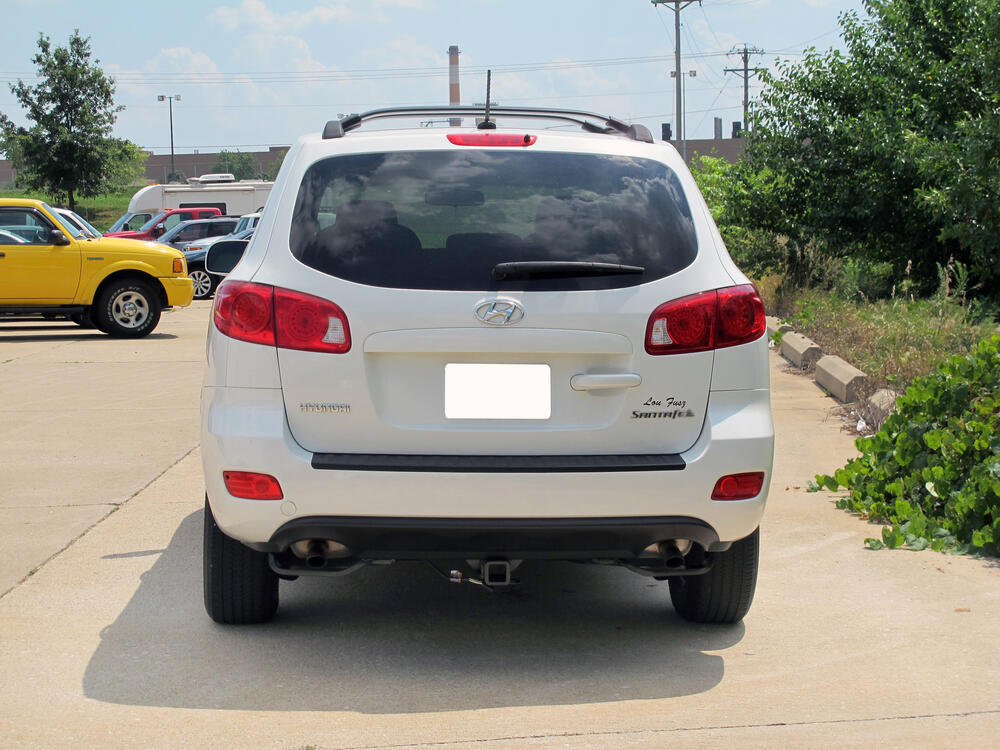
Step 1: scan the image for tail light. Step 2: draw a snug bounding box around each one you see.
[274,288,350,353]
[213,280,351,353]
[645,284,765,355]
[213,280,275,346]
[223,471,283,500]
[712,472,766,501]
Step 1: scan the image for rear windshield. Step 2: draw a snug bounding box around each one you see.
[289,150,697,291]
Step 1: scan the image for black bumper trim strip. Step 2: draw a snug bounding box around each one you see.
[310,452,686,473]
[258,515,723,557]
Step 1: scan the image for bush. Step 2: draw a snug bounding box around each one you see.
[817,336,1000,556]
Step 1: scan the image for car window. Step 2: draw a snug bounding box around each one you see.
[50,209,86,239]
[0,207,58,244]
[111,212,152,233]
[289,150,697,291]
[162,213,184,231]
[66,210,101,238]
[0,229,28,244]
[138,211,168,233]
[177,225,205,241]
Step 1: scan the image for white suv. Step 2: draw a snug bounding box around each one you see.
[201,106,773,625]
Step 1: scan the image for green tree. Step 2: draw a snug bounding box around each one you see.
[0,30,146,210]
[689,152,811,284]
[264,148,287,181]
[211,149,257,180]
[728,0,1000,297]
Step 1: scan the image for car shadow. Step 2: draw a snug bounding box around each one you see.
[83,510,744,713]
[0,325,177,341]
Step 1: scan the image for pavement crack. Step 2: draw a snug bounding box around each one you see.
[324,709,1000,750]
[1,503,119,510]
[0,443,199,600]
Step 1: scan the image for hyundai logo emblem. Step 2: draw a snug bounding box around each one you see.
[474,298,524,326]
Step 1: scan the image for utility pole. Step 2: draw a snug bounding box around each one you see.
[724,44,764,133]
[651,1,700,159]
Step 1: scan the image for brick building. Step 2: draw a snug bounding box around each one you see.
[0,146,290,189]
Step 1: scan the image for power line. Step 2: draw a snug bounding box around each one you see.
[0,51,751,87]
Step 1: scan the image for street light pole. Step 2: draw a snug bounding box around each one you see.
[157,94,182,178]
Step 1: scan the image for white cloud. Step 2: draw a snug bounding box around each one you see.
[228,33,325,72]
[209,0,430,33]
[359,34,442,71]
[210,0,357,33]
[146,47,222,77]
[373,0,431,8]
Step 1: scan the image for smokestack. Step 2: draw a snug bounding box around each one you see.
[448,45,461,127]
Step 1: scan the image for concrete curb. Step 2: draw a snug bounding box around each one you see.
[769,318,899,426]
[815,355,867,404]
[780,331,823,370]
[867,388,900,425]
[765,315,792,339]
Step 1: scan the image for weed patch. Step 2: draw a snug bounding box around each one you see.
[765,262,997,394]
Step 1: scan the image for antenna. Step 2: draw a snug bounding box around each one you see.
[478,71,497,130]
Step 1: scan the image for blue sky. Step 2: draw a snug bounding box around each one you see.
[0,0,867,154]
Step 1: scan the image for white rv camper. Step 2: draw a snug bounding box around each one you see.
[106,174,272,233]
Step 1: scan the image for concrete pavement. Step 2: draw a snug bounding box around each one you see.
[0,304,209,595]
[0,308,997,749]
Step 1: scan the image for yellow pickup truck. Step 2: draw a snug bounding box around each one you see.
[0,198,194,337]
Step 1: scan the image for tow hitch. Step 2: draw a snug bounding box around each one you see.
[444,559,517,590]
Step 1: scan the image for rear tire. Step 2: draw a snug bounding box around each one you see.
[203,496,279,624]
[668,528,759,624]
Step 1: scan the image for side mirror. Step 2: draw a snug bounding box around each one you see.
[49,228,71,246]
[152,225,165,237]
[206,239,249,275]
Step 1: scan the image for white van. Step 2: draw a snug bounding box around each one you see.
[107,174,272,233]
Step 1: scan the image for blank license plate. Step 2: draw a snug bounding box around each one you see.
[445,364,551,420]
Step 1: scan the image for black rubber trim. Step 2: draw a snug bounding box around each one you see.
[255,515,722,558]
[0,305,87,315]
[310,453,686,473]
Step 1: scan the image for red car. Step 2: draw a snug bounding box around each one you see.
[104,207,222,241]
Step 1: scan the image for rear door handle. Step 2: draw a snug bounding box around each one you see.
[570,373,642,391]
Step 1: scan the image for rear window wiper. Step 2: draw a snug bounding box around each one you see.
[492,261,645,280]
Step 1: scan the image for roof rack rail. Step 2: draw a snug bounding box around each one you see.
[321,106,654,144]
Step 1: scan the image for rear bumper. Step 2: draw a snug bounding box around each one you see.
[160,276,194,307]
[201,386,773,549]
[255,515,725,557]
